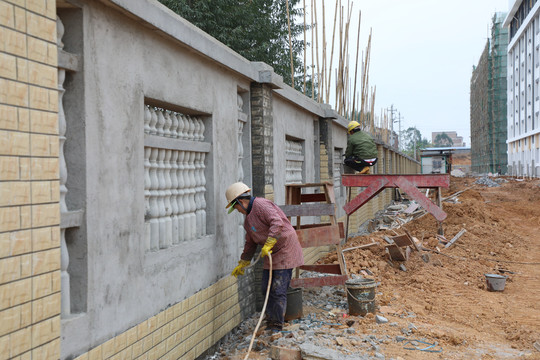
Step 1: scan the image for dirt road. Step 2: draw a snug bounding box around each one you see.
[212,176,540,359]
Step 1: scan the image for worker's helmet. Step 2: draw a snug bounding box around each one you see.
[347,121,361,133]
[225,182,251,209]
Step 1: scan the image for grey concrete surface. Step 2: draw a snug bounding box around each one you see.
[58,0,351,358]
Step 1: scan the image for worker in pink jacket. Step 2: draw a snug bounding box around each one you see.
[225,182,304,332]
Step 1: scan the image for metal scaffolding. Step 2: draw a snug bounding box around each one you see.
[470,13,508,174]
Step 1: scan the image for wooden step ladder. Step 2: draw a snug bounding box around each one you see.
[279,182,348,288]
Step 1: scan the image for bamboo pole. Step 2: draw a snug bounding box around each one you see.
[351,11,361,122]
[285,0,294,87]
[326,0,339,104]
[311,0,315,99]
[303,0,307,94]
[314,0,320,101]
[321,0,326,103]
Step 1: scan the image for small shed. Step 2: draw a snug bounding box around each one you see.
[421,147,471,174]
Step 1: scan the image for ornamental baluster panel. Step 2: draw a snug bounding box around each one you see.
[57,15,84,317]
[285,139,304,184]
[143,105,209,251]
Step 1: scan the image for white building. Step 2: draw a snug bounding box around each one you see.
[504,0,540,177]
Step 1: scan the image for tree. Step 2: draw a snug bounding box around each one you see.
[434,132,453,147]
[159,0,309,90]
[402,127,431,159]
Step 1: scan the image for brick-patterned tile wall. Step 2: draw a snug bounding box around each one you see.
[0,0,60,359]
[73,275,252,360]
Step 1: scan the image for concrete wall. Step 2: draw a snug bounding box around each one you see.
[0,0,61,358]
[1,0,420,359]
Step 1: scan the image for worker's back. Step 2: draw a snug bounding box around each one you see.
[346,130,378,159]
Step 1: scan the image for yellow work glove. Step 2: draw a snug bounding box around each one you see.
[260,237,277,258]
[231,260,250,277]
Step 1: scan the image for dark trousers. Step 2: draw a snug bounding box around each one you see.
[344,156,377,172]
[261,269,292,329]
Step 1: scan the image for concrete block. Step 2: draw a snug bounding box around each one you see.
[0,156,19,181]
[26,0,47,15]
[0,278,31,310]
[1,27,26,57]
[20,205,31,228]
[19,157,30,180]
[30,110,57,134]
[101,337,116,359]
[19,302,31,327]
[32,337,60,360]
[0,181,30,206]
[0,206,20,233]
[13,6,25,31]
[26,11,55,43]
[88,345,103,360]
[9,326,31,357]
[10,229,31,255]
[30,133,51,156]
[0,2,14,28]
[18,108,29,132]
[31,181,52,204]
[131,340,143,358]
[269,345,302,360]
[0,233,9,258]
[48,87,58,111]
[0,334,9,360]
[32,292,60,323]
[31,248,60,275]
[28,61,56,89]
[0,306,21,336]
[0,52,17,80]
[46,42,57,66]
[32,203,60,227]
[27,36,48,63]
[30,157,58,180]
[20,254,31,278]
[32,272,52,298]
[0,79,28,107]
[29,85,50,111]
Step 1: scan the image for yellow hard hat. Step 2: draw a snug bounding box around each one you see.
[225,182,251,208]
[347,121,360,133]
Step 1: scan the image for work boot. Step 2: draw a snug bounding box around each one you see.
[358,166,370,174]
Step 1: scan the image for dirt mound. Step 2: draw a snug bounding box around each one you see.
[326,176,540,358]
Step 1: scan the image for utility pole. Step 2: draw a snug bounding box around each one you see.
[387,105,397,148]
[396,112,404,151]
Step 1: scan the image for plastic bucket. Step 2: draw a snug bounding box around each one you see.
[284,287,303,321]
[485,274,507,292]
[345,278,377,316]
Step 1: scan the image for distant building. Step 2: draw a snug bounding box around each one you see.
[431,131,465,147]
[470,12,508,175]
[504,2,540,177]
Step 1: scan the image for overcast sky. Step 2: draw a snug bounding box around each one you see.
[308,0,510,145]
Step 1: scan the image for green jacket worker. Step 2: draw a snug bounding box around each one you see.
[344,121,378,174]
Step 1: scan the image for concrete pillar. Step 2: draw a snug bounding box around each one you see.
[250,83,274,198]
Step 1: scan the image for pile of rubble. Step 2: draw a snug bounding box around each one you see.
[206,277,428,360]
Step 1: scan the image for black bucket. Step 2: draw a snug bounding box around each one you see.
[285,287,303,321]
[345,278,377,316]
